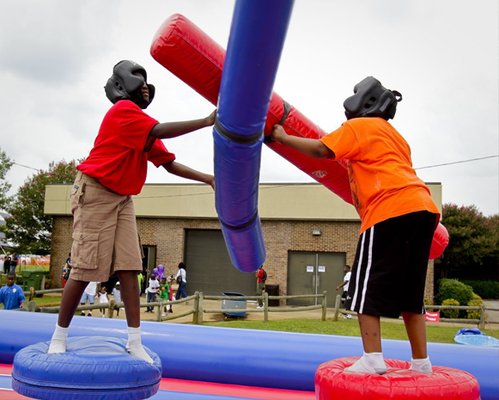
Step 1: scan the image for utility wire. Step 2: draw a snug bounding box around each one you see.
[12,162,41,172]
[12,155,498,174]
[10,155,499,200]
[415,155,498,170]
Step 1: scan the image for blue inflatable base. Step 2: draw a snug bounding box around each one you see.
[12,336,162,400]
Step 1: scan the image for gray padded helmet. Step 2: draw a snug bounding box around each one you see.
[104,60,155,109]
[343,76,402,120]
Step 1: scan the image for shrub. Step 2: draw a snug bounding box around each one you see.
[462,280,499,299]
[436,279,473,307]
[441,298,460,318]
[467,294,483,320]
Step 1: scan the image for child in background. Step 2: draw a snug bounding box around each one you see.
[159,277,170,317]
[168,275,175,313]
[112,282,122,317]
[98,286,109,317]
[145,274,160,312]
[80,281,98,317]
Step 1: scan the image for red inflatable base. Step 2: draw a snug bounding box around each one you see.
[315,357,480,400]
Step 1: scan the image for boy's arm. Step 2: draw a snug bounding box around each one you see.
[19,289,26,308]
[163,161,215,189]
[270,124,334,159]
[149,110,216,141]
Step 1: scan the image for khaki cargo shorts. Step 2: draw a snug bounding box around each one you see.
[69,172,142,282]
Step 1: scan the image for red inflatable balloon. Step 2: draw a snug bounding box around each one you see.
[429,222,449,260]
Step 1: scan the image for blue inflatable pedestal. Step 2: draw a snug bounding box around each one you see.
[12,336,162,400]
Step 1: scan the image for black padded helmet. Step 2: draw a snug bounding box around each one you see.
[343,76,402,120]
[104,60,155,109]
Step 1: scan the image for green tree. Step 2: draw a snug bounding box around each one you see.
[5,160,78,254]
[439,204,499,280]
[0,148,13,211]
[482,214,499,277]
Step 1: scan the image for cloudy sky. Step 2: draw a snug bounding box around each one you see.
[1,0,497,216]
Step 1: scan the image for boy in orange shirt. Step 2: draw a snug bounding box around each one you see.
[271,77,439,374]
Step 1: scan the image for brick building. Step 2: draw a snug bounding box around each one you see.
[45,182,442,305]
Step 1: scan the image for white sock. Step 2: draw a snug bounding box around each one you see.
[48,324,68,354]
[126,327,154,364]
[410,357,432,373]
[345,352,387,374]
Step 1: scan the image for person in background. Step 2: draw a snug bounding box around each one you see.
[3,256,11,275]
[145,274,160,312]
[10,254,18,274]
[336,265,352,319]
[112,281,122,317]
[0,272,25,310]
[98,286,109,317]
[159,277,170,317]
[336,265,351,299]
[137,271,145,296]
[255,265,267,309]
[47,60,215,364]
[175,262,187,300]
[80,281,98,317]
[61,253,72,288]
[270,76,439,374]
[167,275,175,313]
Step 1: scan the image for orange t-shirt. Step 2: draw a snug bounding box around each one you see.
[320,117,439,232]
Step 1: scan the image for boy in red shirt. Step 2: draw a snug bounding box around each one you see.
[49,60,215,363]
[271,77,439,374]
[255,265,267,308]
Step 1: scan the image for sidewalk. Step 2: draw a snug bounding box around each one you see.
[484,300,499,327]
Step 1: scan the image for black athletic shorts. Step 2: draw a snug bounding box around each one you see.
[345,211,438,318]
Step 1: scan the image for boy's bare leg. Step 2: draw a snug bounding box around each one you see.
[57,278,89,327]
[345,313,387,374]
[117,270,140,327]
[48,278,88,353]
[401,312,428,358]
[358,313,382,352]
[117,270,153,364]
[402,311,432,372]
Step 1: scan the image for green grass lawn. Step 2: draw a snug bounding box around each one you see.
[27,295,62,307]
[204,318,499,344]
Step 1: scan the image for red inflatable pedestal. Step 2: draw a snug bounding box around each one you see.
[315,357,480,400]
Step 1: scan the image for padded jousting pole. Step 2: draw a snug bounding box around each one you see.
[211,0,294,272]
[150,13,352,205]
[150,11,448,261]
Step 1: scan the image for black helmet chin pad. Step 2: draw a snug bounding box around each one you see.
[343,76,402,120]
[104,60,155,108]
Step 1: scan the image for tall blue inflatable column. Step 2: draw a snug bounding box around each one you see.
[214,0,294,272]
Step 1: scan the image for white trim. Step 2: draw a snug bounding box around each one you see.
[359,226,374,314]
[351,231,366,309]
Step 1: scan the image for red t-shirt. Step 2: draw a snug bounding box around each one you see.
[320,117,439,232]
[78,100,175,195]
[256,268,266,283]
